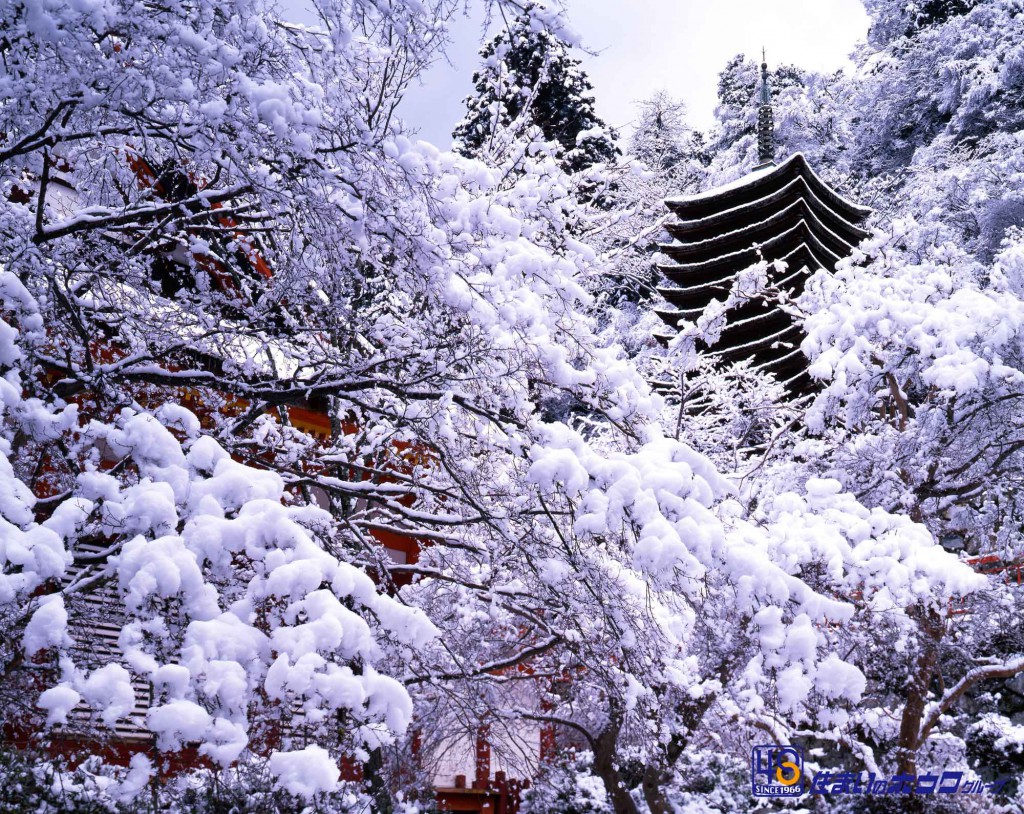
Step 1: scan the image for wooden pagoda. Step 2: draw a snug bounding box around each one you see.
[656,59,871,391]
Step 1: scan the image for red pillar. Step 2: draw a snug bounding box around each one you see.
[474,725,491,790]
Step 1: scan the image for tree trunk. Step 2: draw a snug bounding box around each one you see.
[895,608,945,775]
[640,763,672,814]
[590,712,640,814]
[640,733,688,814]
[364,746,394,814]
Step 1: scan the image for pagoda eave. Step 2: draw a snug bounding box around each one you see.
[665,153,870,223]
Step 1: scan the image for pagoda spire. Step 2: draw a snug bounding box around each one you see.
[756,50,775,167]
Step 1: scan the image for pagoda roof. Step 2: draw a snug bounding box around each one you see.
[659,197,856,267]
[659,249,814,316]
[665,153,869,222]
[655,152,871,393]
[663,173,869,249]
[658,219,844,288]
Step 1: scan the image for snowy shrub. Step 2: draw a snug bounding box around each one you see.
[519,752,611,814]
[965,714,1024,798]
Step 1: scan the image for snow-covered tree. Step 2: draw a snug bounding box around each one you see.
[0,278,436,805]
[5,0,1024,810]
[627,92,706,182]
[577,93,706,319]
[778,216,1024,785]
[863,0,982,46]
[0,0,655,806]
[452,11,618,173]
[850,0,1024,182]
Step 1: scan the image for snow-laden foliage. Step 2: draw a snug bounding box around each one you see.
[589,93,707,310]
[0,0,663,805]
[800,221,1024,553]
[851,0,1024,180]
[863,0,983,47]
[598,0,1024,804]
[5,0,1024,810]
[453,11,618,174]
[0,0,909,810]
[1,288,431,788]
[405,408,990,812]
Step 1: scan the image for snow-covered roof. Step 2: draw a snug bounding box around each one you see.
[666,160,780,204]
[655,152,871,391]
[666,153,870,218]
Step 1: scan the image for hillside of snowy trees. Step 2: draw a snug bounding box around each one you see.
[1,0,1024,812]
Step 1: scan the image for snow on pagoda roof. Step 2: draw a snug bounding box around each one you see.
[666,153,871,219]
[663,173,870,247]
[666,161,780,204]
[658,199,858,265]
[655,152,871,393]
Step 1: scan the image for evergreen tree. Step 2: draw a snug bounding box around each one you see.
[864,0,982,45]
[452,13,618,173]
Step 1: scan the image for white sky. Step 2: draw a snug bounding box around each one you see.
[285,0,871,147]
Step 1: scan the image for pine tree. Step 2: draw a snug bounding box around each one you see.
[452,13,618,173]
[864,0,981,44]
